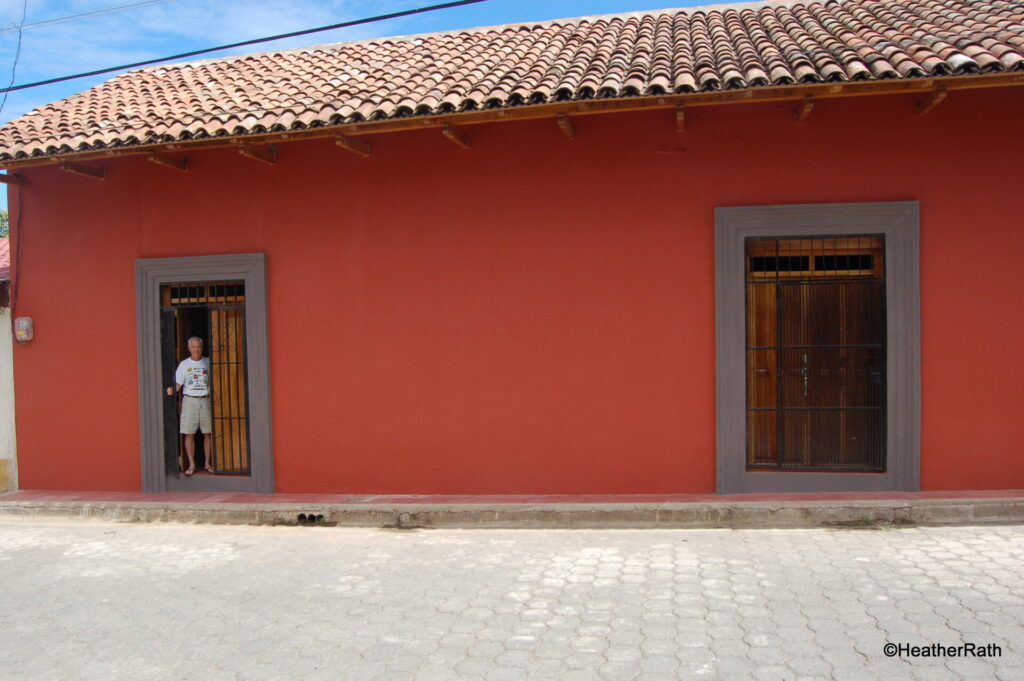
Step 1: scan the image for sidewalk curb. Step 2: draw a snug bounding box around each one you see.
[2,497,1023,529]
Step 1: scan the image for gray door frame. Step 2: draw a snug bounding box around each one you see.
[136,253,274,493]
[714,202,920,494]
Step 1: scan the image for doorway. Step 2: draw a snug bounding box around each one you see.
[745,236,885,471]
[161,281,251,477]
[136,253,273,494]
[713,203,920,494]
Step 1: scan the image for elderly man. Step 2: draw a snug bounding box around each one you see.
[166,336,213,476]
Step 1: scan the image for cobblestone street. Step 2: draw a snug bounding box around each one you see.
[0,518,1021,681]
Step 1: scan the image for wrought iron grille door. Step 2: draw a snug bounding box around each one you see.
[160,281,251,476]
[745,236,886,471]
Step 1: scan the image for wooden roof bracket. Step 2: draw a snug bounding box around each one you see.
[441,123,469,149]
[917,86,947,115]
[0,172,24,185]
[59,162,104,179]
[557,114,575,139]
[336,133,370,157]
[795,95,814,123]
[676,103,685,132]
[147,152,189,172]
[237,143,276,165]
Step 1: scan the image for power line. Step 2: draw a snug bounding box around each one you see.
[0,0,488,94]
[0,0,27,117]
[4,27,1018,140]
[0,0,186,34]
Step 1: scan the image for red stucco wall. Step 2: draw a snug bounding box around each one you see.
[9,86,1024,493]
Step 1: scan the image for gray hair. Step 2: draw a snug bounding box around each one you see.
[187,336,204,347]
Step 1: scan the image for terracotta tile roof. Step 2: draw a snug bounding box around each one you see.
[1,0,1022,160]
[0,238,9,281]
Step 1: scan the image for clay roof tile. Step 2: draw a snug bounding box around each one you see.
[1,0,1021,160]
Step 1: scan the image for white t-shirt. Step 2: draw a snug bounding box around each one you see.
[175,357,211,397]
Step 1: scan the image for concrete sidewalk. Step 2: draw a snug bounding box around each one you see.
[2,489,1023,529]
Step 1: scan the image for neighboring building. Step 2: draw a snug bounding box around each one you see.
[0,237,15,491]
[0,0,1021,495]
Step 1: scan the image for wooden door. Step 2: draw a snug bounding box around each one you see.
[210,305,250,474]
[746,237,886,471]
[160,308,182,475]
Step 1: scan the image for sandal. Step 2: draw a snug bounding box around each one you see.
[183,467,194,476]
[204,464,214,474]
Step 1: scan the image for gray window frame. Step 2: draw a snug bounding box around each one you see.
[135,253,273,493]
[715,202,920,494]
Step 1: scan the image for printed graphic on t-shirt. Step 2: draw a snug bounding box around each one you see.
[175,357,211,394]
[185,368,209,391]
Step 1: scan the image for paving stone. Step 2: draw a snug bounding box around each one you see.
[753,665,793,681]
[831,666,883,681]
[598,660,641,681]
[787,656,832,676]
[714,655,756,677]
[637,654,680,674]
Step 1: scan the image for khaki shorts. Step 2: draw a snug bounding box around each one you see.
[180,395,212,434]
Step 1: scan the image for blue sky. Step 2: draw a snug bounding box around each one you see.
[0,0,716,210]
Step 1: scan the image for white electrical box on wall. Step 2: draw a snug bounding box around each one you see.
[13,317,32,343]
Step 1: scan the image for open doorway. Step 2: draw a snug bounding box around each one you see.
[138,253,272,493]
[160,281,251,478]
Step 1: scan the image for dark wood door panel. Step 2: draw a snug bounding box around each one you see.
[779,348,884,409]
[780,281,884,347]
[781,409,884,470]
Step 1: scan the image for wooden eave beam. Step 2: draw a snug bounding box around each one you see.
[795,95,814,123]
[147,152,188,172]
[59,162,104,179]
[557,114,575,139]
[0,172,24,185]
[916,86,947,115]
[4,73,1023,170]
[336,133,370,157]
[441,123,469,148]
[237,144,276,165]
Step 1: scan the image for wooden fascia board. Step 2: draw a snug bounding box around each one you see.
[3,72,1023,170]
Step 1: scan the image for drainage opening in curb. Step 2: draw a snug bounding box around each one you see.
[296,513,330,526]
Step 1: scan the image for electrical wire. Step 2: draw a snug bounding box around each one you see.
[0,0,186,34]
[0,0,25,300]
[0,0,27,116]
[1,0,486,315]
[0,0,488,94]
[1,26,1019,144]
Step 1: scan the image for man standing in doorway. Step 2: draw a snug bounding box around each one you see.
[166,336,213,476]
